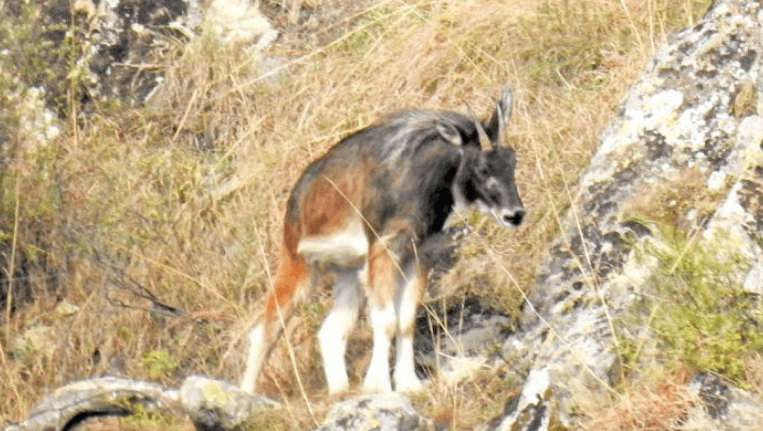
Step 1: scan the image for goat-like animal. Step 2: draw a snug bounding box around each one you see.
[241,88,524,395]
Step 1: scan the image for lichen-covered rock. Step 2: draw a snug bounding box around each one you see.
[703,115,763,295]
[482,367,552,431]
[179,375,279,431]
[315,393,433,431]
[1,375,280,431]
[207,0,278,46]
[73,0,201,104]
[1,376,177,431]
[683,373,763,430]
[499,0,763,426]
[27,0,276,108]
[84,0,275,104]
[419,301,511,386]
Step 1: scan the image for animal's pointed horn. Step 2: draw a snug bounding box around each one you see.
[494,104,504,149]
[466,103,492,151]
[475,119,491,151]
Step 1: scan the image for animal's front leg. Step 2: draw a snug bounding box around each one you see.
[393,262,425,392]
[364,301,396,393]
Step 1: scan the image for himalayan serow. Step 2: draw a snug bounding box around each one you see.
[241,88,524,395]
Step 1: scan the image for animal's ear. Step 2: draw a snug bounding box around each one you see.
[485,87,513,148]
[436,121,462,146]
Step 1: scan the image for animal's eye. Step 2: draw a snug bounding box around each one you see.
[477,166,489,177]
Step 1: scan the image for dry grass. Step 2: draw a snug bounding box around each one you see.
[1,0,711,429]
[585,371,699,431]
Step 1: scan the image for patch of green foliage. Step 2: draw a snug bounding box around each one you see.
[617,224,763,386]
[0,1,88,117]
[118,400,187,431]
[0,1,88,284]
[140,349,178,379]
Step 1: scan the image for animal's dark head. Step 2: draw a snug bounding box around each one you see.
[451,88,525,227]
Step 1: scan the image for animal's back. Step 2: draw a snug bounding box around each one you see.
[286,111,467,259]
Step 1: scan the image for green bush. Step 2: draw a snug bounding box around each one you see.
[140,349,178,379]
[617,224,763,386]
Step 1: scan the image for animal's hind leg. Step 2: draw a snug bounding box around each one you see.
[318,267,363,395]
[362,239,402,393]
[394,262,426,392]
[241,251,310,394]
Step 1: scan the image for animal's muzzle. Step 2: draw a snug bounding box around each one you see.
[497,207,525,227]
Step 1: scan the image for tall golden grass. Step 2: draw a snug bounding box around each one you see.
[1,0,710,428]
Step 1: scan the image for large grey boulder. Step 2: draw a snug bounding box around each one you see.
[495,0,763,428]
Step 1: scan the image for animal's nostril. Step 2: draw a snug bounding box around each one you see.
[504,210,525,226]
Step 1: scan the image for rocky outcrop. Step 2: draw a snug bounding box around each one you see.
[16,0,276,110]
[494,0,763,428]
[415,296,513,386]
[483,367,551,431]
[684,373,763,430]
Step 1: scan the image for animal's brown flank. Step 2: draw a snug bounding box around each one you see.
[295,159,371,238]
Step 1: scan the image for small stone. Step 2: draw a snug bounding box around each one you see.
[316,393,433,431]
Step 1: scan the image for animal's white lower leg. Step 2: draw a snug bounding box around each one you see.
[394,333,422,392]
[241,324,266,393]
[393,266,423,392]
[319,271,362,394]
[363,302,395,393]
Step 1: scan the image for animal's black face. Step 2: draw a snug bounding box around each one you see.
[472,146,525,227]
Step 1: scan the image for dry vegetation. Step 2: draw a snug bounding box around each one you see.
[585,370,698,431]
[1,0,712,429]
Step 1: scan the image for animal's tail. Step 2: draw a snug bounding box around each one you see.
[241,222,310,393]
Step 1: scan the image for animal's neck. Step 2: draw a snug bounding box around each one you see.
[452,148,480,207]
[444,148,476,227]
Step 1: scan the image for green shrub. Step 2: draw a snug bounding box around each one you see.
[617,224,763,386]
[140,349,178,379]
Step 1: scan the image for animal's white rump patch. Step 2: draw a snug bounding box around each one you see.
[298,217,369,266]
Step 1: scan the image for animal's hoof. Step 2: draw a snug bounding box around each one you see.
[362,377,393,394]
[395,377,424,393]
[326,379,350,396]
